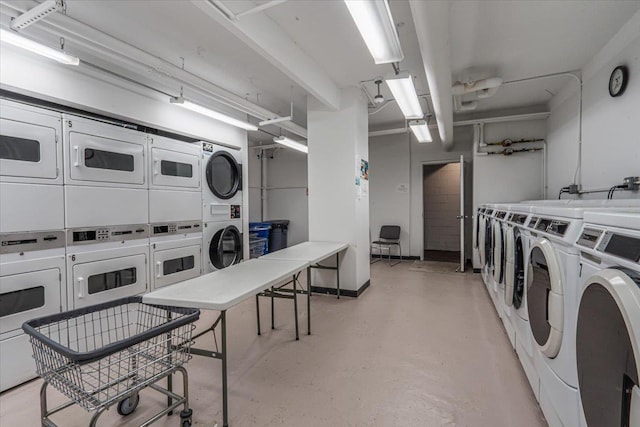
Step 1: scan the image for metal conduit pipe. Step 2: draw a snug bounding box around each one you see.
[0,1,308,139]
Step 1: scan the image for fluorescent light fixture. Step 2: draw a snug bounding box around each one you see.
[0,29,79,65]
[385,72,424,119]
[409,120,432,143]
[274,136,308,154]
[171,97,258,131]
[344,0,404,64]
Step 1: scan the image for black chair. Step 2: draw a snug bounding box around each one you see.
[371,225,402,266]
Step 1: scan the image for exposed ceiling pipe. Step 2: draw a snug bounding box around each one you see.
[410,0,454,150]
[0,0,308,139]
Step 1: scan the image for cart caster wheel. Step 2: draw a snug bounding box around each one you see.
[180,409,193,427]
[117,393,139,416]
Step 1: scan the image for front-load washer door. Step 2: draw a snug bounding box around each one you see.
[527,239,564,357]
[209,225,242,270]
[72,254,147,308]
[151,147,200,190]
[484,219,493,271]
[479,217,486,266]
[1,116,60,182]
[206,151,242,200]
[577,268,640,427]
[0,268,62,335]
[493,222,505,284]
[152,244,201,289]
[67,127,145,186]
[512,228,526,309]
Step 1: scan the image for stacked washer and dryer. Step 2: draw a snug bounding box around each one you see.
[0,100,240,391]
[0,100,67,391]
[201,141,244,273]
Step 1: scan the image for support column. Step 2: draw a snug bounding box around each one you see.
[307,88,370,294]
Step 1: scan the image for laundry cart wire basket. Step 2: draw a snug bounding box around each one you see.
[22,296,200,427]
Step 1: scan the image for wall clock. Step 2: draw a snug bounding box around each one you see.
[609,65,628,97]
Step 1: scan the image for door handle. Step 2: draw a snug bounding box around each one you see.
[77,277,85,299]
[153,159,159,176]
[156,261,162,278]
[73,146,81,167]
[456,215,464,219]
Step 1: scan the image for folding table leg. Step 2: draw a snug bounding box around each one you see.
[256,295,261,335]
[221,310,228,427]
[307,266,311,335]
[336,252,341,299]
[271,286,275,329]
[293,275,299,340]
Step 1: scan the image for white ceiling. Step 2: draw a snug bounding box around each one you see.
[2,0,639,140]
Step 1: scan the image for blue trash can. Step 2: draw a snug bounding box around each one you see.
[249,222,271,255]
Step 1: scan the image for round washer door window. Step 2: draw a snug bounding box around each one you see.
[484,219,493,269]
[206,151,240,200]
[527,240,564,357]
[577,268,640,427]
[209,225,242,269]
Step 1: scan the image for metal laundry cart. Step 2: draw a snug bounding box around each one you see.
[22,296,200,427]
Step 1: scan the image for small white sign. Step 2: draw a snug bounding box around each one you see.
[396,183,409,193]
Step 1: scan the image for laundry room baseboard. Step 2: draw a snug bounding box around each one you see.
[473,268,481,273]
[312,280,370,298]
[370,255,420,261]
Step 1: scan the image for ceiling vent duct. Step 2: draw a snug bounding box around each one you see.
[452,77,503,98]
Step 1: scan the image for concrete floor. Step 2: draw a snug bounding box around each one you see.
[0,262,547,427]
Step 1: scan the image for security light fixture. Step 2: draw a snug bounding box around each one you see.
[0,29,79,65]
[344,0,404,64]
[273,136,308,154]
[385,72,423,119]
[409,120,432,143]
[170,97,258,131]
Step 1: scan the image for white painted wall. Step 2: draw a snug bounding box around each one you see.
[547,12,640,199]
[247,147,263,222]
[308,88,369,292]
[369,126,474,259]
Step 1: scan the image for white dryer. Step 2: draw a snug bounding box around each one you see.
[0,100,64,232]
[0,230,66,391]
[150,220,202,290]
[201,141,243,223]
[526,205,587,427]
[203,206,243,273]
[62,115,149,228]
[504,203,539,399]
[147,135,201,223]
[479,205,495,290]
[574,209,640,427]
[65,224,149,309]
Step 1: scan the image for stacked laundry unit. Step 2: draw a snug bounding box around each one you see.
[148,135,202,289]
[62,115,150,309]
[0,100,67,391]
[0,101,209,391]
[201,142,244,273]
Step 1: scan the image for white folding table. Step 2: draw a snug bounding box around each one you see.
[260,241,349,334]
[143,258,309,427]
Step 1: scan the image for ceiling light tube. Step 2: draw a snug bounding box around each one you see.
[385,72,423,119]
[344,0,404,64]
[274,136,308,154]
[409,120,432,143]
[0,29,79,65]
[171,97,258,131]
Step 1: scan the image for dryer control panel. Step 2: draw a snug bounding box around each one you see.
[0,230,65,254]
[68,224,149,245]
[152,221,202,236]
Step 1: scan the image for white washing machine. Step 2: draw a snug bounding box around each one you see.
[148,135,201,223]
[504,203,539,399]
[62,115,149,228]
[574,209,640,427]
[65,224,149,309]
[482,205,497,298]
[0,230,66,391]
[476,206,487,272]
[479,204,495,290]
[491,204,510,318]
[203,205,243,273]
[526,205,587,427]
[473,206,485,270]
[201,141,243,223]
[1,100,64,232]
[150,220,202,290]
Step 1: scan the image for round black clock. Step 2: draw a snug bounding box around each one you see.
[609,65,628,97]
